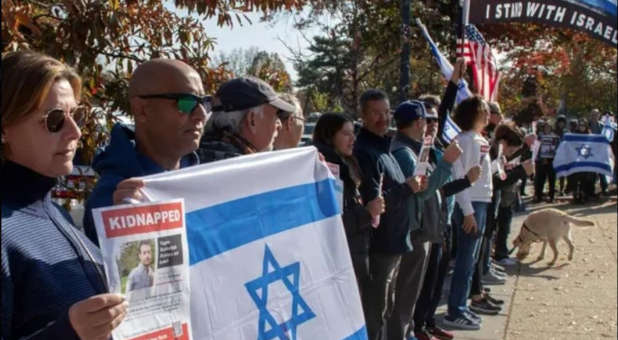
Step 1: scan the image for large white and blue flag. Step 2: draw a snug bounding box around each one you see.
[416,18,468,144]
[553,133,615,177]
[139,147,366,340]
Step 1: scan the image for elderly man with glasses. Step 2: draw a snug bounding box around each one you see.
[197,76,295,163]
[273,93,305,150]
[83,59,209,245]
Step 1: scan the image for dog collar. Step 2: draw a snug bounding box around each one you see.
[522,222,543,241]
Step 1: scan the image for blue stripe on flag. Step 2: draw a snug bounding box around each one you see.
[342,326,368,340]
[554,161,612,174]
[562,134,610,143]
[186,178,340,265]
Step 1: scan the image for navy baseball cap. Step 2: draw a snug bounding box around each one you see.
[393,100,427,126]
[212,76,296,113]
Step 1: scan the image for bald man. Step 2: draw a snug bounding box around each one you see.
[83,59,209,245]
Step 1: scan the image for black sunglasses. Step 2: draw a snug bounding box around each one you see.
[426,118,438,123]
[139,93,212,114]
[42,106,88,133]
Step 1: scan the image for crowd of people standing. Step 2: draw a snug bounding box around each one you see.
[2,50,614,340]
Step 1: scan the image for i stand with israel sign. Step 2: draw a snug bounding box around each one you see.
[139,147,366,340]
[553,133,615,177]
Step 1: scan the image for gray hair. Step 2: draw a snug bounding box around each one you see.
[204,105,264,135]
[279,93,303,119]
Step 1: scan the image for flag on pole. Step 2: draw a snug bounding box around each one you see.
[553,133,615,177]
[139,147,367,340]
[416,18,472,104]
[601,114,617,142]
[456,24,501,102]
[416,18,466,144]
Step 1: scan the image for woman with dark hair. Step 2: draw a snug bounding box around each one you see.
[312,113,384,312]
[444,96,493,330]
[2,51,127,340]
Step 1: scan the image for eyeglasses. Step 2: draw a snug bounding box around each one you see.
[138,93,212,114]
[42,106,88,133]
[277,109,304,122]
[426,118,438,123]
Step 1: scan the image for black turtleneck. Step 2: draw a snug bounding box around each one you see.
[1,160,57,206]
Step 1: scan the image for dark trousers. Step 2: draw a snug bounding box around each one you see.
[571,172,596,200]
[520,176,528,195]
[494,205,514,260]
[413,234,451,331]
[559,176,566,194]
[600,174,608,193]
[367,253,402,340]
[535,160,556,200]
[387,238,431,340]
[351,253,371,324]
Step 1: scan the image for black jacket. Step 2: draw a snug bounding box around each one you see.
[314,142,373,254]
[354,128,414,253]
[197,130,255,163]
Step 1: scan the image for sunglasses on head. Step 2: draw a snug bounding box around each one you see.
[42,106,88,133]
[139,93,212,114]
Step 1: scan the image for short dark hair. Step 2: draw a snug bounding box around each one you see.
[138,241,151,252]
[418,94,440,110]
[494,122,523,147]
[359,89,388,115]
[453,95,486,132]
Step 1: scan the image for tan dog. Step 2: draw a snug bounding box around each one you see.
[513,208,595,265]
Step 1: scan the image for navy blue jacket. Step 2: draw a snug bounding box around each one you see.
[83,124,199,245]
[2,161,107,340]
[354,128,414,253]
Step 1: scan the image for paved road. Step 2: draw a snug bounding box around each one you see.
[434,196,617,340]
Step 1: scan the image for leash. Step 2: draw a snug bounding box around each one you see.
[508,222,543,255]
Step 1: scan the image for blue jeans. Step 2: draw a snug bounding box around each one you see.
[447,201,489,318]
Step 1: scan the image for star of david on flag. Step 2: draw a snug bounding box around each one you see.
[245,245,316,340]
[576,144,594,159]
[140,147,368,339]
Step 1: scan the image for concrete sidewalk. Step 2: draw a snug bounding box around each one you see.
[433,198,617,340]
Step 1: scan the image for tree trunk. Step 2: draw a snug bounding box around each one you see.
[399,0,411,102]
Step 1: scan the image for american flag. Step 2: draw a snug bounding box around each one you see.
[457,24,501,102]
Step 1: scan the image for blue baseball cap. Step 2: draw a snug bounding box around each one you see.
[393,100,427,126]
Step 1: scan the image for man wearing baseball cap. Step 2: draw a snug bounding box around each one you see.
[197,76,296,163]
[388,100,461,340]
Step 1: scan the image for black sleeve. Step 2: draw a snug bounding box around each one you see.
[355,150,382,204]
[441,177,472,197]
[342,204,373,237]
[437,81,459,144]
[493,165,527,190]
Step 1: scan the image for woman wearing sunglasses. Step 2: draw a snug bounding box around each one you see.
[1,51,127,340]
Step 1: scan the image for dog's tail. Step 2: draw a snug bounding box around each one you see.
[564,215,595,227]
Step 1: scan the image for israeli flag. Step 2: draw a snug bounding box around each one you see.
[553,133,615,177]
[416,18,472,104]
[416,18,468,144]
[140,147,366,340]
[601,115,617,142]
